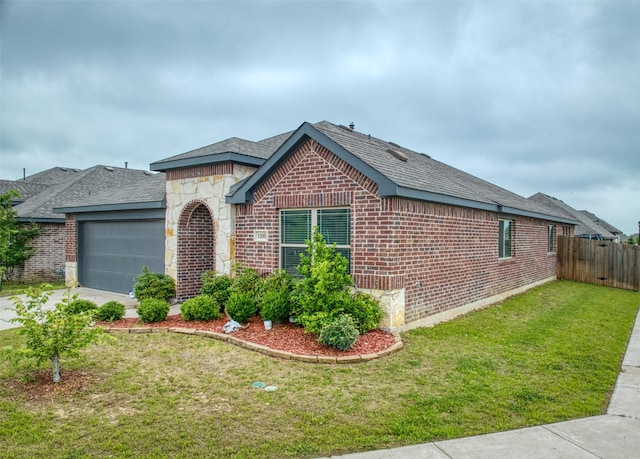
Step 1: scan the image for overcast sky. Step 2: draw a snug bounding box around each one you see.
[1,1,639,234]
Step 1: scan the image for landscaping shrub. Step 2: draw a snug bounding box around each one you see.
[200,271,233,306]
[225,292,257,324]
[259,290,291,323]
[66,299,99,316]
[342,291,384,334]
[291,228,384,335]
[137,298,170,323]
[229,263,264,301]
[97,301,126,322]
[293,229,353,331]
[259,270,294,323]
[318,314,360,351]
[181,295,221,321]
[133,266,176,301]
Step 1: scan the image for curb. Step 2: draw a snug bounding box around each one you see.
[101,326,403,364]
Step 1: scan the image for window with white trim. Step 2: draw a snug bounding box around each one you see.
[280,208,351,275]
[499,219,513,259]
[548,225,556,253]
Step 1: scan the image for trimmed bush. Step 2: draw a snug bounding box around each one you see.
[137,298,170,323]
[66,299,98,316]
[259,270,294,323]
[225,292,257,324]
[259,290,291,323]
[342,291,384,334]
[133,266,176,301]
[229,263,264,300]
[97,301,126,322]
[318,314,359,351]
[181,295,221,321]
[200,272,233,307]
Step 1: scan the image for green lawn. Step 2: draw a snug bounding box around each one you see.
[0,280,66,297]
[1,280,638,458]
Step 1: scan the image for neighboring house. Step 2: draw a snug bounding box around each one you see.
[138,120,577,331]
[529,193,618,242]
[579,210,623,243]
[1,166,156,283]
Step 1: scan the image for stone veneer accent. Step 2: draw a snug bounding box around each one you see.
[356,287,406,330]
[64,214,79,287]
[164,164,257,289]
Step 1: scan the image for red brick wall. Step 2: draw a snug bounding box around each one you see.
[234,138,560,325]
[383,199,558,323]
[65,214,78,263]
[176,201,215,300]
[13,222,65,282]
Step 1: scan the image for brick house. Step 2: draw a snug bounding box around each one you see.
[529,193,621,242]
[150,121,576,331]
[1,166,157,284]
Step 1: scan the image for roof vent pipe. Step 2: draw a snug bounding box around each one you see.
[349,122,355,130]
[125,161,128,169]
[23,168,26,181]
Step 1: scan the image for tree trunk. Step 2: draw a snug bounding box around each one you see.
[52,353,61,383]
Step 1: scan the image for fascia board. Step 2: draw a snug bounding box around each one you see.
[394,187,579,225]
[499,206,580,225]
[17,217,65,224]
[74,208,165,221]
[54,200,166,214]
[150,153,265,172]
[393,186,499,212]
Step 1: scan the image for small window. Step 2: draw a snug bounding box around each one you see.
[280,208,350,275]
[499,219,513,259]
[548,225,556,253]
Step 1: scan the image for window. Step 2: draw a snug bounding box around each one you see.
[499,219,513,258]
[548,225,556,253]
[280,208,351,275]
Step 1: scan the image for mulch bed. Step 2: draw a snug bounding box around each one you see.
[100,314,397,357]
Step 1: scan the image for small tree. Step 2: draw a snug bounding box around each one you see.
[293,228,353,333]
[292,227,383,336]
[0,190,40,289]
[10,287,104,383]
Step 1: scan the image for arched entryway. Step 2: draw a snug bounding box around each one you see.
[177,201,215,301]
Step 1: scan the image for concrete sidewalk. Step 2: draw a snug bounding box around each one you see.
[0,287,180,331]
[321,309,640,459]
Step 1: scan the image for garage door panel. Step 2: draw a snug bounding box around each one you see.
[79,220,164,293]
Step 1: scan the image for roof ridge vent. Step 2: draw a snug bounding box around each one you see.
[105,166,114,171]
[387,148,408,162]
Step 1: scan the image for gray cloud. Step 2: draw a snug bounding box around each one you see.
[1,0,638,234]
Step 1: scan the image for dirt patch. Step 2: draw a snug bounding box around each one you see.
[100,314,397,357]
[3,369,97,401]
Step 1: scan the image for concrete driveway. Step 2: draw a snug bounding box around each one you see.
[0,287,140,331]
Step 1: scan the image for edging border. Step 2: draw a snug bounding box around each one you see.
[101,326,403,363]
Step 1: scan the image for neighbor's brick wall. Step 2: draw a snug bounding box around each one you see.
[13,222,65,282]
[234,138,560,326]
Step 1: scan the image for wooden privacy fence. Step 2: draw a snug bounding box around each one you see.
[557,236,640,291]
